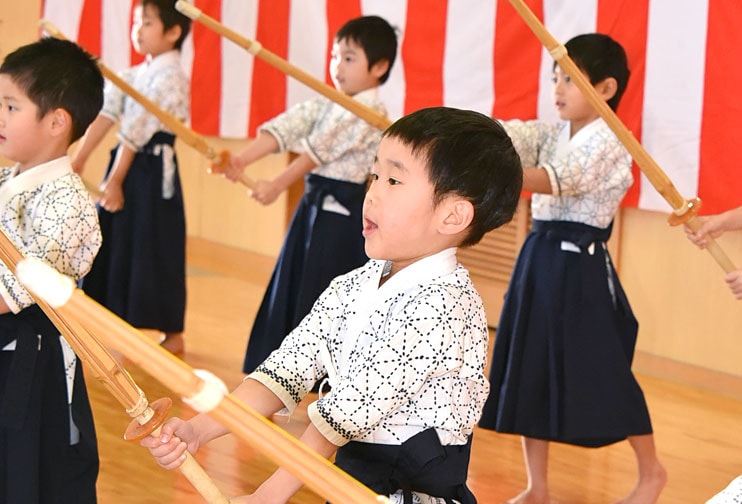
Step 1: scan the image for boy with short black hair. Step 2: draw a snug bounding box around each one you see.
[223,15,399,377]
[72,0,192,355]
[0,37,103,503]
[479,33,667,503]
[142,106,523,504]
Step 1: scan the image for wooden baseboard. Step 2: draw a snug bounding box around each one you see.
[634,350,742,400]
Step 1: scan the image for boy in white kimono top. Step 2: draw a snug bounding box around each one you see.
[142,107,524,504]
[479,34,667,503]
[0,38,103,503]
[71,0,191,355]
[223,16,399,377]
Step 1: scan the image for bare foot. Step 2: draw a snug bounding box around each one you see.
[160,332,185,355]
[505,489,551,504]
[613,464,667,504]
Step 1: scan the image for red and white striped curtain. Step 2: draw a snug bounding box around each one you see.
[40,0,742,214]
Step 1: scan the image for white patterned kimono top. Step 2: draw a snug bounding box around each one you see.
[0,157,101,313]
[502,118,633,228]
[0,157,101,416]
[260,87,386,184]
[250,247,490,447]
[101,49,189,151]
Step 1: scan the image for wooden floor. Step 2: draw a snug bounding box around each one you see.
[90,238,742,504]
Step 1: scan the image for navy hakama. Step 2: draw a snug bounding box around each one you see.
[243,173,367,373]
[479,220,652,447]
[81,132,186,333]
[0,306,98,503]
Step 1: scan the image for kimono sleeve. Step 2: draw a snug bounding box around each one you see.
[99,70,131,122]
[248,279,345,413]
[0,180,101,313]
[258,98,324,153]
[300,99,382,166]
[500,119,557,170]
[118,65,190,150]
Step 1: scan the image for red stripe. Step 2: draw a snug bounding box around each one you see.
[401,0,447,114]
[491,0,543,120]
[77,0,102,56]
[247,0,290,137]
[190,0,222,135]
[325,0,362,86]
[597,0,649,208]
[698,0,742,214]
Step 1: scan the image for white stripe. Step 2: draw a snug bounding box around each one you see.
[101,0,132,72]
[443,0,495,114]
[538,0,598,122]
[42,0,85,41]
[639,2,708,211]
[286,0,329,109]
[219,0,259,137]
[363,0,408,120]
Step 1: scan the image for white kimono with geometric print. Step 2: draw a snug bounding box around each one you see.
[0,156,101,411]
[502,117,633,228]
[250,248,490,503]
[259,87,385,184]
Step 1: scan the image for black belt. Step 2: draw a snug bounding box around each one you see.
[334,428,476,504]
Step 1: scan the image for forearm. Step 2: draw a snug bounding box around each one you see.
[251,421,339,503]
[105,144,136,185]
[717,206,742,233]
[522,166,553,194]
[271,153,317,193]
[192,378,287,446]
[233,131,280,169]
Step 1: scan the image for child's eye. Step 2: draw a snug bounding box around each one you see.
[387,177,400,186]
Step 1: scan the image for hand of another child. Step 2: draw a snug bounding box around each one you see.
[100,181,125,213]
[724,271,742,300]
[139,417,199,470]
[250,180,281,206]
[684,215,727,250]
[224,154,248,183]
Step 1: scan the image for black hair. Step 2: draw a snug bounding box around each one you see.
[0,37,103,144]
[335,15,397,84]
[140,0,192,50]
[383,107,523,247]
[558,33,630,111]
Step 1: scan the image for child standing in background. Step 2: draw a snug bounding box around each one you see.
[0,37,103,503]
[223,15,398,376]
[71,0,191,354]
[479,34,667,503]
[142,107,523,504]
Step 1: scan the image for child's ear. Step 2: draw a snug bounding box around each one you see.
[48,108,71,138]
[370,59,390,81]
[439,198,474,236]
[596,77,618,102]
[165,25,182,47]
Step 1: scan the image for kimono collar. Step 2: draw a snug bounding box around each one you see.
[321,247,460,390]
[350,87,380,102]
[569,117,605,146]
[0,156,72,208]
[142,50,180,73]
[555,118,605,160]
[376,247,458,291]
